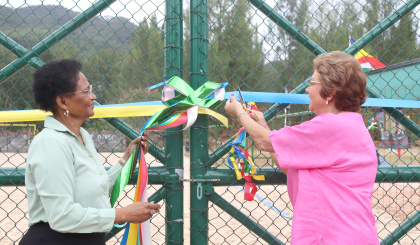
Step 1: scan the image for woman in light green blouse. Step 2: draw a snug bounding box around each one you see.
[20,59,161,245]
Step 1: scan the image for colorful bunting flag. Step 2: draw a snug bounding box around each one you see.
[349,37,387,71]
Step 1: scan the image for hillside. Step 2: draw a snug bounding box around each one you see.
[0,4,138,52]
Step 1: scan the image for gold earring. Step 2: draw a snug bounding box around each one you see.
[64,110,69,117]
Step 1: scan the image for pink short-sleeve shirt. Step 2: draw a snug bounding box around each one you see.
[270,113,379,245]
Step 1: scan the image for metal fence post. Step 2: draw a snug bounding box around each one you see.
[164,0,184,244]
[190,0,210,244]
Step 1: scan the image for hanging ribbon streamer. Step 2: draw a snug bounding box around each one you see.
[112,76,228,245]
[119,143,151,245]
[227,102,265,201]
[228,128,265,201]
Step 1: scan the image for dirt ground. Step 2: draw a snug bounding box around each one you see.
[0,150,419,245]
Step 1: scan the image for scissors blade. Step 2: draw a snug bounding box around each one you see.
[238,87,244,103]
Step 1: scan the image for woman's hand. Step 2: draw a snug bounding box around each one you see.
[225,96,274,152]
[225,95,270,130]
[249,110,270,130]
[122,132,149,162]
[115,202,161,224]
[139,132,149,154]
[224,94,245,117]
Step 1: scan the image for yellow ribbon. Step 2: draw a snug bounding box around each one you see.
[0,103,228,127]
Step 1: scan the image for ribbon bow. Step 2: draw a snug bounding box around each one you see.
[144,75,228,131]
[111,76,228,245]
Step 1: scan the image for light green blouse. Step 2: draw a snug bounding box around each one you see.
[25,116,122,233]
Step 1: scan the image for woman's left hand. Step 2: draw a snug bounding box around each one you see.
[122,132,149,161]
[139,132,149,154]
[225,94,246,117]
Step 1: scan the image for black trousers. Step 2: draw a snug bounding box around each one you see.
[19,222,106,245]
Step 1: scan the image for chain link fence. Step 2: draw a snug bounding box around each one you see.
[0,0,419,244]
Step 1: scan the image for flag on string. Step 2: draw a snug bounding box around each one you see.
[349,37,387,71]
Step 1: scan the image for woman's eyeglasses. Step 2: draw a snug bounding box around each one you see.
[62,85,93,98]
[308,80,321,87]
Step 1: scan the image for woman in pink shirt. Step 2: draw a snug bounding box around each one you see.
[225,51,379,245]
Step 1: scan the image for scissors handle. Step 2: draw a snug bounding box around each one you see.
[237,88,258,121]
[244,103,258,121]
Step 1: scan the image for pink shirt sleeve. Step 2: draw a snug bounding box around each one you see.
[269,113,358,169]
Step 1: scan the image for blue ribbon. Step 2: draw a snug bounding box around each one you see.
[227,92,420,108]
[227,131,247,168]
[91,92,420,109]
[231,186,292,219]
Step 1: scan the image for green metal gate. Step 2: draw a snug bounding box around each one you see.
[0,0,420,244]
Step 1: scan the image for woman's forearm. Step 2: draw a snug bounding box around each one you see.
[238,113,285,174]
[238,112,274,152]
[224,96,274,152]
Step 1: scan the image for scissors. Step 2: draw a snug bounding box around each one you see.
[238,87,258,120]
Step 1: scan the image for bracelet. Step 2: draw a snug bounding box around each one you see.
[119,157,127,166]
[237,112,250,123]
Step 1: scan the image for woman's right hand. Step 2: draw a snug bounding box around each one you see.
[224,94,246,117]
[115,202,161,224]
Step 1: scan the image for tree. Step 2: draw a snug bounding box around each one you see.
[122,15,165,103]
[82,48,126,104]
[386,10,419,64]
[208,0,265,90]
[311,0,363,52]
[272,0,314,91]
[360,0,420,65]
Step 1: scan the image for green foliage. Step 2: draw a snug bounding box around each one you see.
[386,11,419,64]
[1,1,420,115]
[83,48,127,104]
[0,4,141,112]
[0,45,35,111]
[0,5,137,51]
[207,0,267,92]
[121,15,165,102]
[357,0,420,65]
[272,0,314,90]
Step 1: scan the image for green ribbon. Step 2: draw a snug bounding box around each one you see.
[110,144,139,207]
[141,76,225,130]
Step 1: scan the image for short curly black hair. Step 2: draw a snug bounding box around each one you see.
[33,59,82,113]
